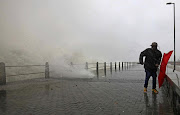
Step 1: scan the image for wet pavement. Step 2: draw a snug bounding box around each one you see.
[0,65,175,115]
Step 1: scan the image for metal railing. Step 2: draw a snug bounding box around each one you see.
[0,62,49,85]
[70,62,138,77]
[0,61,138,85]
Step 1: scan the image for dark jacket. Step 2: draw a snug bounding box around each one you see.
[139,48,162,72]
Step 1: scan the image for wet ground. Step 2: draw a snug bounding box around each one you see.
[0,65,175,115]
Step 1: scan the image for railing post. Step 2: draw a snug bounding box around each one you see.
[124,62,126,70]
[104,62,106,76]
[110,62,112,74]
[127,62,128,70]
[129,62,131,68]
[125,62,126,70]
[0,62,6,85]
[96,62,99,77]
[85,62,88,70]
[71,62,73,67]
[119,62,120,71]
[45,62,49,79]
[115,62,117,71]
[122,62,124,71]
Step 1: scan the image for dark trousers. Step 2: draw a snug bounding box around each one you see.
[144,70,157,89]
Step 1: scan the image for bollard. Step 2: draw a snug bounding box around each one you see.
[85,62,88,70]
[104,62,106,76]
[115,62,117,71]
[96,62,99,77]
[119,62,120,71]
[110,62,112,74]
[0,62,6,85]
[122,62,123,70]
[45,62,49,79]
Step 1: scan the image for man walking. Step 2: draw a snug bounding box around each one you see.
[139,42,162,94]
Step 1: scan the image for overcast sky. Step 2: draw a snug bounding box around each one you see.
[0,0,180,64]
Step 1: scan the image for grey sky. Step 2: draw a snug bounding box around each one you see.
[0,0,180,64]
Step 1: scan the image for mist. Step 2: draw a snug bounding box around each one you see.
[1,0,180,80]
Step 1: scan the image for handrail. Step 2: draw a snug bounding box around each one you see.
[71,64,85,65]
[97,66,104,68]
[7,72,45,77]
[6,65,45,67]
[0,62,49,85]
[87,63,96,64]
[88,67,96,69]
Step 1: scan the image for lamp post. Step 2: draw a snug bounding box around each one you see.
[166,2,176,72]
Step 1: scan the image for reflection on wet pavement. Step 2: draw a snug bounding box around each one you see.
[144,93,158,114]
[0,90,6,113]
[143,91,174,115]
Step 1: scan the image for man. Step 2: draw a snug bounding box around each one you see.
[139,42,162,94]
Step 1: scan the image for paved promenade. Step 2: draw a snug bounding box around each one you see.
[0,65,175,115]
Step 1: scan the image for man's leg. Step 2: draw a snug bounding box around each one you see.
[152,72,157,89]
[144,70,151,88]
[152,72,158,94]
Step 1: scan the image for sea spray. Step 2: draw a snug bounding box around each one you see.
[1,47,96,82]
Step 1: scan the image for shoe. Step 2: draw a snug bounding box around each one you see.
[144,88,147,93]
[152,89,158,94]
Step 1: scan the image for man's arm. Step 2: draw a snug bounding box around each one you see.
[139,49,147,65]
